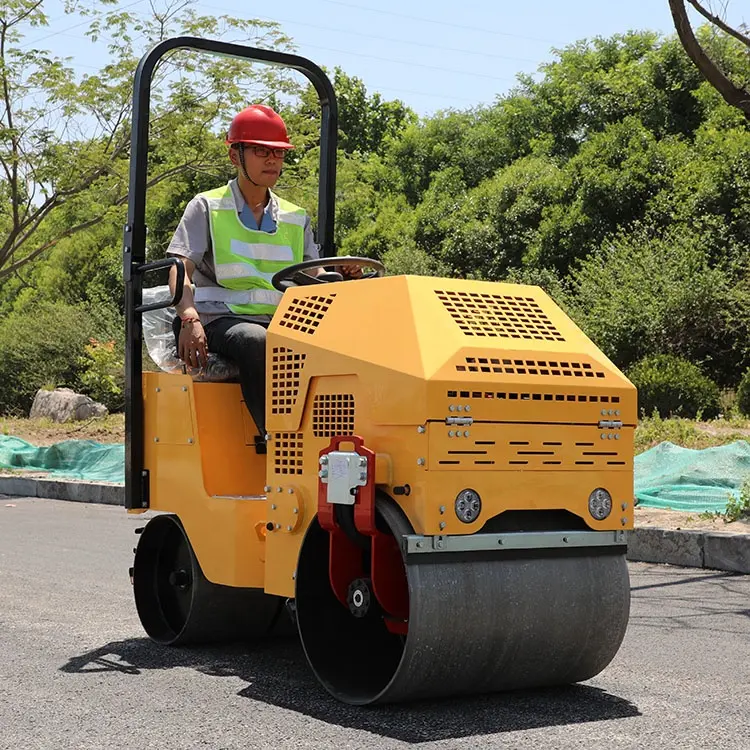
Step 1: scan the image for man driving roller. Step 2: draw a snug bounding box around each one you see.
[167,104,334,452]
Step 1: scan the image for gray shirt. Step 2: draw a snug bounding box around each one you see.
[167,179,319,325]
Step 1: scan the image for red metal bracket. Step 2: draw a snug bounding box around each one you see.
[318,436,408,633]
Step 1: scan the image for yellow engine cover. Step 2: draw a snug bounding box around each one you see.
[262,276,635,596]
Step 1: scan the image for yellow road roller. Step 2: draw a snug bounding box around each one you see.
[123,38,634,706]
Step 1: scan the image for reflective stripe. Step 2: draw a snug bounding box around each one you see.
[194,287,283,306]
[204,196,236,211]
[276,209,306,228]
[215,262,277,283]
[229,238,294,262]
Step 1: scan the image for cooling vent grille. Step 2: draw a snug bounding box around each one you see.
[279,293,336,336]
[447,389,620,404]
[272,433,304,475]
[436,290,564,341]
[271,347,306,415]
[312,394,355,438]
[457,357,605,378]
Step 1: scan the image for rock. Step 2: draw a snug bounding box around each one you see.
[29,388,108,423]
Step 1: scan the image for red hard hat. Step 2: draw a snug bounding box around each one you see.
[226,104,294,149]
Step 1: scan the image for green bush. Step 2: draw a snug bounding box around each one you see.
[0,302,108,415]
[78,338,125,412]
[628,354,721,419]
[737,369,750,417]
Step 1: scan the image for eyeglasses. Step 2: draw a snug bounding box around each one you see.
[244,145,287,159]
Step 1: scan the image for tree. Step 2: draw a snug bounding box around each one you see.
[668,0,750,120]
[0,0,296,281]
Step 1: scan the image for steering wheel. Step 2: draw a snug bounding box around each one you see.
[271,256,386,291]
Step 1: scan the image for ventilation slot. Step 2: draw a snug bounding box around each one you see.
[457,357,604,378]
[273,433,304,475]
[447,389,619,403]
[312,394,355,438]
[279,293,336,336]
[271,347,306,415]
[436,290,564,341]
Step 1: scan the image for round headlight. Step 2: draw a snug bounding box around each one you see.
[455,488,481,524]
[588,488,612,520]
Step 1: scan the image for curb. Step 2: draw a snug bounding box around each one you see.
[1,476,748,574]
[0,475,124,506]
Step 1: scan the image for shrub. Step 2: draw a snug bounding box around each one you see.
[627,354,721,419]
[0,302,108,415]
[78,339,125,412]
[737,369,750,417]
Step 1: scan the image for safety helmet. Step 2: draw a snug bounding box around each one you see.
[226,104,294,149]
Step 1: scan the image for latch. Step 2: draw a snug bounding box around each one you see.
[446,416,474,426]
[598,420,623,429]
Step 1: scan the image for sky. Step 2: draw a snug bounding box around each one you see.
[18,0,748,116]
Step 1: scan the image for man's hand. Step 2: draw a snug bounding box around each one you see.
[337,263,364,279]
[178,319,209,369]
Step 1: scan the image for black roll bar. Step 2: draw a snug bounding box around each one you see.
[123,37,339,509]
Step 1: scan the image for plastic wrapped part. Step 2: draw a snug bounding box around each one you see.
[141,286,240,382]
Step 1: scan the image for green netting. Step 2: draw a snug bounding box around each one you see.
[634,440,750,512]
[0,436,124,484]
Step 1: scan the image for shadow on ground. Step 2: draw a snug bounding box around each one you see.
[61,637,639,743]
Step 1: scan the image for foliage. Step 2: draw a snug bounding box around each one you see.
[633,412,750,454]
[567,226,749,386]
[0,0,297,279]
[0,302,104,414]
[723,476,750,522]
[737,370,750,417]
[627,354,721,419]
[78,339,124,412]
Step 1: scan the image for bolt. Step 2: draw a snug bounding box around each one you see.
[600,434,607,440]
[497,538,504,545]
[182,386,187,392]
[187,438,193,444]
[563,536,569,543]
[265,433,271,441]
[439,521,446,530]
[449,430,455,437]
[621,502,628,511]
[464,431,470,437]
[271,504,277,510]
[264,485,272,492]
[359,456,367,467]
[319,469,328,478]
[417,458,425,466]
[457,405,464,412]
[609,409,614,416]
[154,437,159,443]
[320,456,329,465]
[615,434,621,440]
[292,572,296,580]
[288,488,294,494]
[276,524,281,530]
[293,508,298,514]
[276,487,282,493]
[465,405,471,412]
[416,541,423,549]
[417,425,426,434]
[621,517,627,526]
[439,505,446,514]
[436,540,444,549]
[287,525,292,531]
[601,409,607,416]
[449,405,456,412]
[608,433,614,440]
[359,472,367,482]
[155,387,161,393]
[615,410,621,416]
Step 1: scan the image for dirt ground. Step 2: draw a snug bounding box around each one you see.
[635,506,750,535]
[0,415,125,445]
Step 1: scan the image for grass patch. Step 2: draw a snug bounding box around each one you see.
[634,412,750,454]
[0,414,125,445]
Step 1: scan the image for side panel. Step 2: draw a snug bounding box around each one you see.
[142,372,267,588]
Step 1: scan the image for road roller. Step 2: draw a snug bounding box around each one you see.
[123,38,634,705]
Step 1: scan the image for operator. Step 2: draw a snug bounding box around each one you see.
[167,104,342,453]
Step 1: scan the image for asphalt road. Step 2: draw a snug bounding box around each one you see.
[1,497,749,750]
